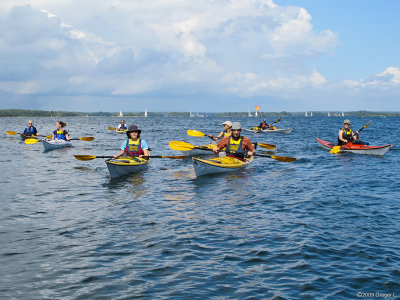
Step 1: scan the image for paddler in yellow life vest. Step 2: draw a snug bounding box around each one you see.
[208,121,232,141]
[213,122,255,157]
[50,121,70,141]
[338,119,359,146]
[114,125,150,158]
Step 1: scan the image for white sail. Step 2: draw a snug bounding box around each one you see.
[342,112,344,116]
[310,112,313,117]
[328,112,330,117]
[144,109,147,117]
[119,110,123,117]
[305,112,308,117]
[255,110,258,117]
[190,111,194,117]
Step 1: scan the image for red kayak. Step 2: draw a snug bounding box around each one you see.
[316,138,392,156]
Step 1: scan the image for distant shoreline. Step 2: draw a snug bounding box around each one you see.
[1,109,400,117]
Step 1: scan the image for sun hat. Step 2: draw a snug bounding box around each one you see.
[127,125,141,134]
[231,122,242,130]
[222,121,232,127]
[343,119,351,125]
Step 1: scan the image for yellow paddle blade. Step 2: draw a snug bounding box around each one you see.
[169,141,195,151]
[271,155,296,162]
[6,131,18,135]
[74,155,97,161]
[79,136,95,141]
[257,142,276,150]
[160,155,187,159]
[25,138,39,144]
[187,130,206,137]
[363,120,372,129]
[330,146,341,154]
[108,127,116,130]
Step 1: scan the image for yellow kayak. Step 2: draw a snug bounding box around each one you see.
[115,129,128,134]
[192,155,254,177]
[106,156,149,178]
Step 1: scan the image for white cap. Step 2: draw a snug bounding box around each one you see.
[231,122,241,130]
[222,121,232,127]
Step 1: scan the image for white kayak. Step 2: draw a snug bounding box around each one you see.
[244,128,294,134]
[42,139,72,151]
[192,155,254,177]
[106,156,149,178]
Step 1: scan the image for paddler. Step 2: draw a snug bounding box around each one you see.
[50,121,70,141]
[208,121,232,141]
[338,119,358,145]
[114,125,150,158]
[117,120,127,131]
[22,120,39,137]
[212,122,255,158]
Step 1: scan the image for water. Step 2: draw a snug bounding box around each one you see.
[1,116,399,299]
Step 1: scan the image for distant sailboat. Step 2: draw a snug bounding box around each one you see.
[342,112,344,116]
[190,111,194,117]
[119,110,123,117]
[310,112,313,117]
[305,112,308,117]
[197,112,205,117]
[328,112,330,117]
[248,108,253,117]
[144,109,147,117]
[255,105,260,117]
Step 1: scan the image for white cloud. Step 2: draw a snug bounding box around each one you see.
[2,0,396,111]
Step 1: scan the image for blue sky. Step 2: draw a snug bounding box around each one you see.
[0,0,399,112]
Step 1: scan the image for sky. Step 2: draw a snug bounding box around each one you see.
[0,0,399,112]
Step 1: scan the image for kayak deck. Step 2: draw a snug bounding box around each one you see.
[192,155,254,177]
[106,156,149,178]
[316,138,392,156]
[42,139,72,151]
[244,128,293,134]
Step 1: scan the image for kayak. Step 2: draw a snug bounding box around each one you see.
[21,135,38,141]
[42,139,72,151]
[180,144,219,157]
[316,138,392,156]
[192,155,254,177]
[106,156,149,178]
[244,128,294,134]
[116,129,128,134]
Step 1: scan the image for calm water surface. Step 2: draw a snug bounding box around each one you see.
[1,116,399,299]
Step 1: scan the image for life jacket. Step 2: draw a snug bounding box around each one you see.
[54,129,67,140]
[226,136,245,155]
[261,123,267,129]
[24,126,36,136]
[338,128,354,145]
[124,138,144,157]
[223,131,231,138]
[119,124,127,130]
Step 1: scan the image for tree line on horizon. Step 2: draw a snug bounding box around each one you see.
[0,109,399,117]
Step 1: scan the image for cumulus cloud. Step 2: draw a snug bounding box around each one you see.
[9,0,396,111]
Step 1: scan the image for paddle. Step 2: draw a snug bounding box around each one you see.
[330,120,372,154]
[6,131,52,138]
[108,127,116,130]
[169,141,295,162]
[25,136,95,144]
[186,130,276,149]
[74,154,187,161]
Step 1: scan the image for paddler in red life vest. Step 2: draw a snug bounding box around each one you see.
[212,122,255,157]
[208,121,232,141]
[50,121,70,141]
[114,125,150,158]
[338,119,359,146]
